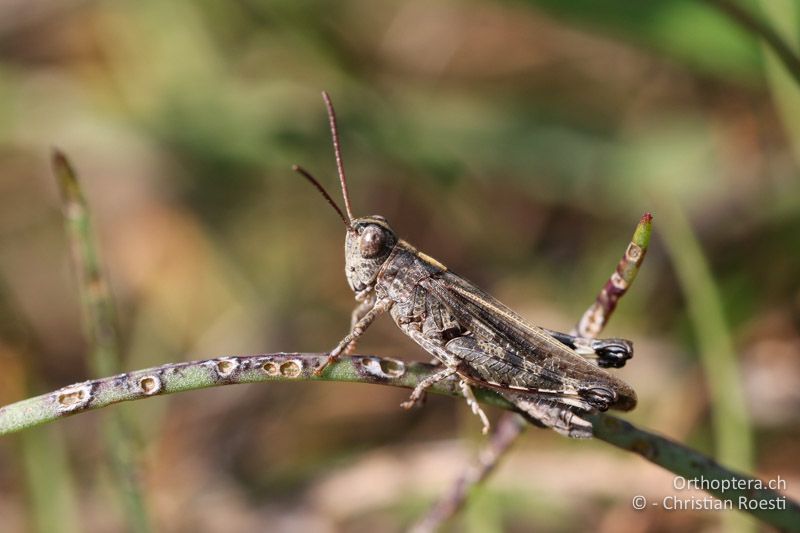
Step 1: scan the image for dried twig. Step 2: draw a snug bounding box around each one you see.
[409,413,527,533]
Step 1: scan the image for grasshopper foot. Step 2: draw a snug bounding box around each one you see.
[400,394,426,410]
[401,381,430,409]
[314,352,340,376]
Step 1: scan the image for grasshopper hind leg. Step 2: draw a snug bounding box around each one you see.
[578,385,616,411]
[543,329,633,369]
[588,339,633,368]
[504,391,594,438]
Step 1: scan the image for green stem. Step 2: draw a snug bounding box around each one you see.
[0,354,504,435]
[592,414,797,532]
[0,352,796,530]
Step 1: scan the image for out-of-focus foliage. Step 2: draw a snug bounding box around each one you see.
[0,0,798,531]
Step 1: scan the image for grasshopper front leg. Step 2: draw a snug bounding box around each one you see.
[344,291,377,355]
[315,297,392,375]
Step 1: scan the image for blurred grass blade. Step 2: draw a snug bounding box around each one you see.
[52,150,120,377]
[755,0,800,163]
[20,427,80,533]
[0,272,82,533]
[703,0,800,85]
[51,151,151,533]
[658,199,754,533]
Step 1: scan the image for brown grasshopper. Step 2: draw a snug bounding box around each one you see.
[293,92,636,438]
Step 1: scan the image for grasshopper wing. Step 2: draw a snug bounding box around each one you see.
[420,270,637,413]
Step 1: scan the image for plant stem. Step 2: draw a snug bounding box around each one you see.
[52,151,150,533]
[592,414,798,532]
[0,352,796,530]
[0,354,506,435]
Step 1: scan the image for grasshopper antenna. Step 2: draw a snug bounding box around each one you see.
[321,91,355,224]
[292,165,352,229]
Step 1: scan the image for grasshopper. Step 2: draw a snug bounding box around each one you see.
[293,92,637,438]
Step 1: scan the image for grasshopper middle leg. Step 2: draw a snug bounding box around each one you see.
[400,366,491,434]
[400,365,457,409]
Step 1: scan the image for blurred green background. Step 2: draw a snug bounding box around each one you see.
[1,0,799,531]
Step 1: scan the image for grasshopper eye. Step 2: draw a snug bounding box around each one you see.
[359,225,386,258]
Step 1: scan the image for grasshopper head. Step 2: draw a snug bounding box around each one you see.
[345,216,397,293]
[294,92,399,294]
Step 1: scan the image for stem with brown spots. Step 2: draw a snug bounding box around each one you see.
[572,212,652,339]
[0,354,507,436]
[590,414,800,532]
[0,352,797,530]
